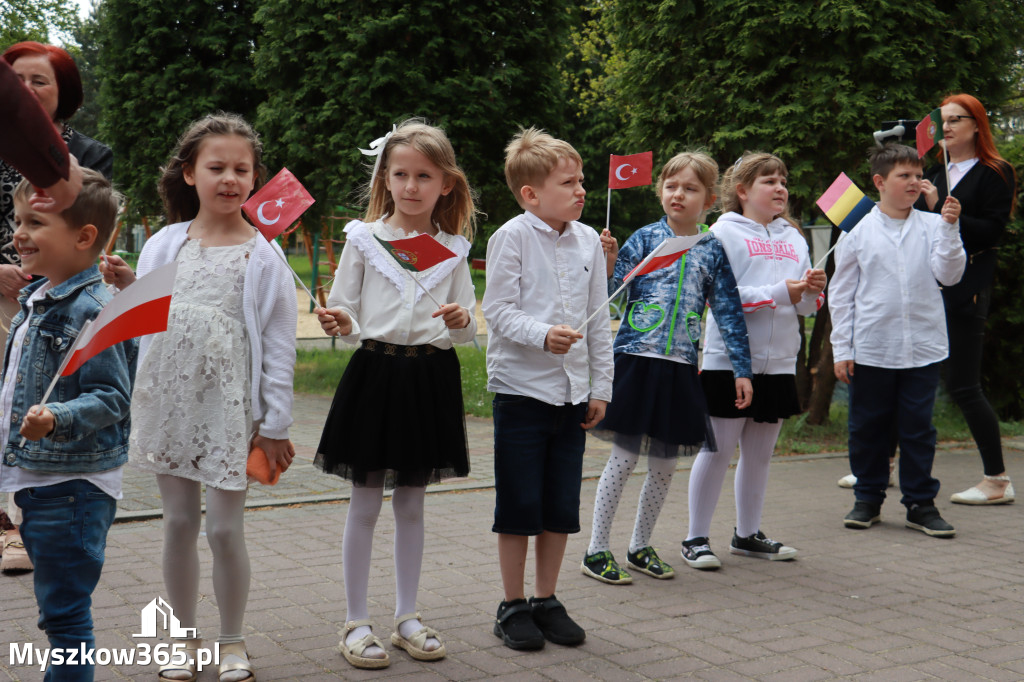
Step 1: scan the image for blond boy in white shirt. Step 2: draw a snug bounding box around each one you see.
[831,143,965,537]
[482,128,613,651]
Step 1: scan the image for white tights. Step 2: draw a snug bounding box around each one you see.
[687,417,783,540]
[588,443,677,555]
[343,482,438,653]
[158,474,249,638]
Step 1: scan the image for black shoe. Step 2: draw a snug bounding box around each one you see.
[626,546,674,579]
[844,501,881,529]
[494,599,545,650]
[906,504,956,537]
[680,537,721,570]
[581,549,632,584]
[729,529,797,560]
[529,594,585,646]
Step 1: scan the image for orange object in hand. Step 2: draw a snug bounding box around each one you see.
[247,446,281,485]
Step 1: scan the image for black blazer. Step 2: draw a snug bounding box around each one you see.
[915,160,1015,312]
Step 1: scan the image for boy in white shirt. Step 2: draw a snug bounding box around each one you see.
[831,143,965,537]
[482,128,613,650]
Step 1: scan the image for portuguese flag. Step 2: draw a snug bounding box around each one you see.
[374,233,457,272]
[915,108,943,158]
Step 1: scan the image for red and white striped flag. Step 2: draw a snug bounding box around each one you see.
[61,262,177,376]
[623,234,705,282]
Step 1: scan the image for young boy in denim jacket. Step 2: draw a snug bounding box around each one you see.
[831,144,965,537]
[1,169,136,681]
[482,128,614,650]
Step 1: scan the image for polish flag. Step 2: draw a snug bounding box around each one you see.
[623,234,706,282]
[242,168,315,240]
[608,152,653,189]
[61,262,177,376]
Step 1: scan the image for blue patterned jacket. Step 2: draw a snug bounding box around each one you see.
[610,218,752,378]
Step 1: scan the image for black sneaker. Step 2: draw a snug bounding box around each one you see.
[906,504,956,538]
[494,599,545,650]
[626,546,674,579]
[844,501,881,529]
[729,529,797,560]
[680,537,722,570]
[529,594,585,646]
[581,550,632,584]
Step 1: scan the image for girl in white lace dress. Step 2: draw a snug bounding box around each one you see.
[314,121,476,670]
[103,114,296,682]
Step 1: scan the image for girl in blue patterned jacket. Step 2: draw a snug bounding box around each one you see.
[582,152,752,584]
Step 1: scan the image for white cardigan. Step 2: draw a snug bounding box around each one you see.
[135,221,297,440]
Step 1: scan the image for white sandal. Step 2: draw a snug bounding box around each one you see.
[217,641,254,681]
[339,619,390,669]
[950,475,1015,505]
[158,638,201,682]
[390,612,446,661]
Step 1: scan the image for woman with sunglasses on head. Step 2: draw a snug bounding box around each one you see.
[917,93,1018,506]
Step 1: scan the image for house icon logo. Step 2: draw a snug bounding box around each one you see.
[134,597,198,639]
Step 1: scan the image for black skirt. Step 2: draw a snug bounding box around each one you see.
[595,354,716,457]
[701,370,801,423]
[314,340,470,488]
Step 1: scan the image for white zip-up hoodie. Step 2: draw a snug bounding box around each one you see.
[702,212,823,375]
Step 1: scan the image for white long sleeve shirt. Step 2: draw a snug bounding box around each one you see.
[482,211,614,405]
[328,220,477,348]
[830,205,966,369]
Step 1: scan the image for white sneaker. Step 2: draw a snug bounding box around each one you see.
[837,473,856,488]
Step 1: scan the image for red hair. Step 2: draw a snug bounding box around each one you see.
[2,41,83,122]
[937,93,1017,212]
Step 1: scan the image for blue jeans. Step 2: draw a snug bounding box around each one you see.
[848,363,941,507]
[492,393,587,535]
[16,480,116,682]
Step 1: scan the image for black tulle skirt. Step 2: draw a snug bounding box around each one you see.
[701,370,801,423]
[314,340,469,488]
[594,354,716,457]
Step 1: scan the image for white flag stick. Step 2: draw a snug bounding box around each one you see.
[19,319,93,447]
[942,140,953,196]
[267,240,319,309]
[575,239,675,333]
[402,269,444,309]
[813,231,848,271]
[577,278,631,333]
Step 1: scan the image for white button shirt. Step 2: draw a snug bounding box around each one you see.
[482,211,613,405]
[830,205,966,369]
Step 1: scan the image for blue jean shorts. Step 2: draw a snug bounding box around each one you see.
[491,393,587,535]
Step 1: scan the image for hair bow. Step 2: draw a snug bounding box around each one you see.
[359,124,398,190]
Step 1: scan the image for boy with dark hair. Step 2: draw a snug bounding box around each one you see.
[2,168,136,680]
[831,144,965,537]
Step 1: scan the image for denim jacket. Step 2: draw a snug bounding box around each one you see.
[2,266,137,473]
[611,218,752,378]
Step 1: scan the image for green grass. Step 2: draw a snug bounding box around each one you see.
[295,345,493,418]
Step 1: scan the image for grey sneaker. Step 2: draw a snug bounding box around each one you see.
[729,529,797,560]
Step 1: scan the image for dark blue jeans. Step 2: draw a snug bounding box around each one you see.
[848,363,941,507]
[492,393,587,535]
[16,480,117,682]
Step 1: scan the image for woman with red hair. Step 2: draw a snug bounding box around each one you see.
[917,93,1018,505]
[0,41,112,575]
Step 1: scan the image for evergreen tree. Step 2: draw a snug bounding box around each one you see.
[95,0,260,222]
[1,0,79,46]
[253,0,570,246]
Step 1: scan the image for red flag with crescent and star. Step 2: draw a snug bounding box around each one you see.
[608,151,653,190]
[242,167,315,240]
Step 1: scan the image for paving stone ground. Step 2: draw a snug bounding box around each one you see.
[2,387,1022,680]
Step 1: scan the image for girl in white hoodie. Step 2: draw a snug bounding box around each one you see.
[682,152,826,570]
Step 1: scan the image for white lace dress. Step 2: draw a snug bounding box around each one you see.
[130,237,254,491]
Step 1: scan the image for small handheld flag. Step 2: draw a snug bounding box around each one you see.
[608,152,653,190]
[577,233,705,333]
[374,233,458,308]
[242,167,318,307]
[20,262,178,446]
[813,173,874,269]
[915,108,943,159]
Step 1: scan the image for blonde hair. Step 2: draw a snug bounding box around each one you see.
[159,113,266,224]
[719,151,791,220]
[657,151,719,202]
[363,119,476,240]
[504,127,583,206]
[15,168,121,256]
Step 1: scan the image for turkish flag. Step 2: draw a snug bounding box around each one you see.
[242,167,315,240]
[608,151,653,190]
